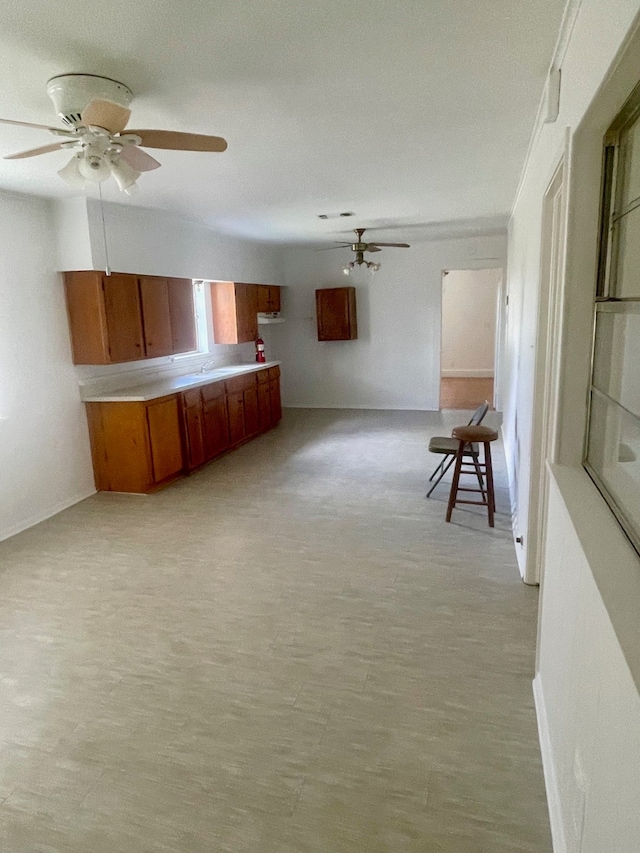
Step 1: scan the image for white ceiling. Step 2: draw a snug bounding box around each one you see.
[0,0,567,244]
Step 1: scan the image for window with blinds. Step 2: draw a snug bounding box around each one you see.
[585,83,640,554]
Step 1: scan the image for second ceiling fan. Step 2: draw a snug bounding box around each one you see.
[327,228,410,275]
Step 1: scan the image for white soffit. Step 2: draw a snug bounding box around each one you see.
[0,0,567,243]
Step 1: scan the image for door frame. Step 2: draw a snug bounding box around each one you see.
[524,134,570,585]
[439,266,506,411]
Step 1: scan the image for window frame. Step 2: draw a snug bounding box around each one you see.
[584,80,640,557]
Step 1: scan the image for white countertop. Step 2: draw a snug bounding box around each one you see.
[81,361,281,403]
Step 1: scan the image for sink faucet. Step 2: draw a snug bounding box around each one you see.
[200,360,217,374]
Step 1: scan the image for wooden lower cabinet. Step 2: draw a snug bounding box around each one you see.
[203,396,230,459]
[86,395,184,493]
[268,366,282,424]
[257,370,271,430]
[183,389,206,470]
[86,368,282,492]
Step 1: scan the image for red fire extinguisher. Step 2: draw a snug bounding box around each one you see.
[255,336,266,363]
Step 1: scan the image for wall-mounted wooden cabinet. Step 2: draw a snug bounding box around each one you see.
[210,282,258,344]
[210,282,282,344]
[256,285,281,313]
[315,286,357,341]
[64,271,197,364]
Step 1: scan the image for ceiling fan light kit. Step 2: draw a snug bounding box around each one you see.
[332,228,410,275]
[1,73,228,193]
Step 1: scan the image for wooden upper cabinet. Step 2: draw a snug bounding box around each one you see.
[139,277,173,359]
[64,271,197,364]
[210,281,258,344]
[256,285,281,313]
[316,286,358,341]
[236,284,258,342]
[168,278,197,353]
[102,273,145,362]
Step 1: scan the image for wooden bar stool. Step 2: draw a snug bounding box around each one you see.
[446,424,499,527]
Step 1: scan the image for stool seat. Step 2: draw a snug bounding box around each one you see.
[451,425,498,443]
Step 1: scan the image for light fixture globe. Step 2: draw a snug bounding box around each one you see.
[78,152,111,183]
[110,157,140,192]
[58,153,85,187]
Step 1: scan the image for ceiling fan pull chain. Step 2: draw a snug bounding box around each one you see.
[98,183,111,276]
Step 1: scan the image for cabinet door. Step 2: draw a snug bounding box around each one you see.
[139,277,173,358]
[64,271,110,364]
[103,274,145,361]
[235,284,259,343]
[267,286,281,312]
[269,378,282,424]
[316,287,357,341]
[168,278,197,353]
[243,385,260,437]
[146,397,184,484]
[257,380,271,431]
[183,394,206,470]
[256,285,270,313]
[203,397,230,460]
[227,392,245,445]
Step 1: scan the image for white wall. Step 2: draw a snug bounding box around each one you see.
[86,200,283,283]
[279,234,506,410]
[505,1,640,850]
[441,268,500,377]
[0,191,95,541]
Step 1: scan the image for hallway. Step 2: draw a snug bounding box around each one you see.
[0,409,550,852]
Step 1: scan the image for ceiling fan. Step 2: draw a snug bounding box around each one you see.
[0,74,227,193]
[326,228,410,275]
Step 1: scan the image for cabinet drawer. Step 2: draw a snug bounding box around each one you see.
[268,366,280,380]
[183,388,202,408]
[201,380,226,402]
[256,369,270,385]
[225,373,257,394]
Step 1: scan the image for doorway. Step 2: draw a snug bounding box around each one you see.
[440,268,502,410]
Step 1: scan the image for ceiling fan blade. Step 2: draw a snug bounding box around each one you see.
[82,99,131,134]
[0,117,70,134]
[368,242,411,248]
[366,246,382,253]
[3,142,64,160]
[316,243,353,250]
[128,130,228,152]
[120,145,161,172]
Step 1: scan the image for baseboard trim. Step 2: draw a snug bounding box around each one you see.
[0,489,96,543]
[533,675,567,853]
[440,369,495,378]
[283,403,439,411]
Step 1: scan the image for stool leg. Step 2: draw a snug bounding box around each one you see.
[446,442,464,523]
[484,441,495,527]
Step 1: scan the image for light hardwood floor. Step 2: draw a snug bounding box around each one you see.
[0,408,550,852]
[440,377,494,410]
